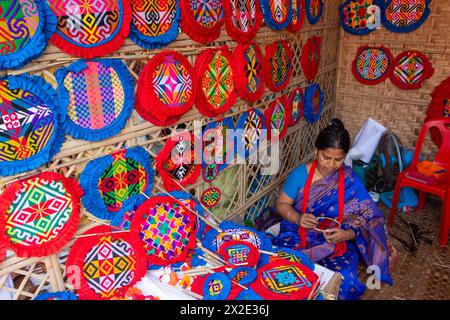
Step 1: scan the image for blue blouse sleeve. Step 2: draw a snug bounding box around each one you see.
[282,164,308,200]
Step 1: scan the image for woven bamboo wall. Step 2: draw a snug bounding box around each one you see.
[0,1,341,299]
[336,0,450,157]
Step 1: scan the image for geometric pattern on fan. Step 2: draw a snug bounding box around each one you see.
[352,46,393,85]
[0,172,82,258]
[389,50,434,90]
[66,226,147,300]
[48,0,132,58]
[130,195,197,265]
[382,0,431,33]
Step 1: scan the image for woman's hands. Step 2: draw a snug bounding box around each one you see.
[299,213,318,229]
[324,228,355,244]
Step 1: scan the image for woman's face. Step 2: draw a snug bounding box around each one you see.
[316,148,346,177]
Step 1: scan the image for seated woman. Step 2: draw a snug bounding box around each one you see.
[273,118,393,300]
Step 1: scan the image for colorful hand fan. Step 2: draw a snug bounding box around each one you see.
[203,163,220,183]
[218,240,260,267]
[34,291,78,300]
[287,0,306,32]
[202,117,235,172]
[223,0,263,43]
[180,0,225,43]
[288,88,304,126]
[66,225,147,300]
[56,59,134,141]
[304,83,324,123]
[301,36,321,81]
[129,0,180,49]
[130,195,197,265]
[232,42,266,103]
[251,260,318,300]
[382,0,431,33]
[352,45,394,85]
[264,95,291,141]
[203,221,273,253]
[0,0,56,70]
[48,0,131,58]
[260,0,293,30]
[136,51,197,125]
[201,187,222,208]
[305,0,324,25]
[202,272,232,300]
[79,147,154,224]
[0,75,65,176]
[0,172,82,257]
[264,40,293,92]
[236,108,266,160]
[156,131,201,191]
[195,47,236,118]
[425,77,450,146]
[265,247,315,270]
[339,0,382,35]
[228,266,257,285]
[389,50,434,90]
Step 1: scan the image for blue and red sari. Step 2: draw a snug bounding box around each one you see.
[273,164,393,300]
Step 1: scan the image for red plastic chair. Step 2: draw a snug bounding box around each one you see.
[389,119,450,247]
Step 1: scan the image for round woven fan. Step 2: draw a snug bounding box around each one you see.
[180,0,225,43]
[195,47,237,118]
[389,50,434,90]
[202,117,235,172]
[218,240,260,267]
[79,147,154,224]
[339,0,382,35]
[156,131,201,191]
[203,221,273,253]
[130,195,197,266]
[136,51,197,124]
[34,292,78,300]
[232,42,266,103]
[305,0,324,25]
[67,225,147,300]
[203,272,232,300]
[251,260,318,300]
[201,187,222,208]
[48,0,131,58]
[203,163,220,183]
[287,0,306,32]
[129,0,180,49]
[264,40,293,92]
[223,0,263,43]
[264,95,291,141]
[228,266,257,285]
[352,46,394,85]
[382,0,431,33]
[304,83,324,123]
[236,108,266,160]
[56,59,134,141]
[0,0,56,70]
[301,36,321,81]
[0,75,65,177]
[288,88,304,126]
[0,172,82,258]
[260,0,293,30]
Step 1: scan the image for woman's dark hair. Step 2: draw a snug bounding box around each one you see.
[315,118,351,153]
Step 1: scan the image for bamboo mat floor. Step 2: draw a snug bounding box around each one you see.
[359,198,449,300]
